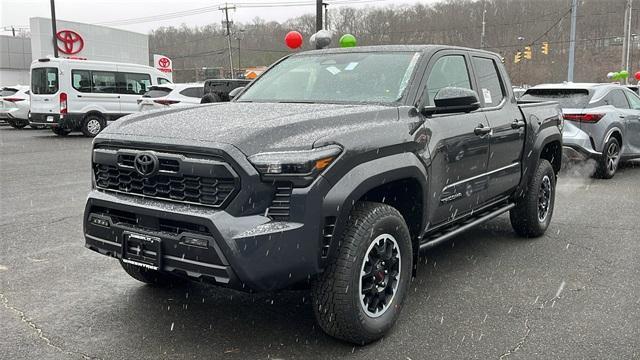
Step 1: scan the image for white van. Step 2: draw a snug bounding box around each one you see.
[29,57,172,137]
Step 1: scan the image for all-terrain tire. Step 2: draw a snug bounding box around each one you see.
[510,159,556,237]
[119,260,187,287]
[595,137,620,179]
[81,114,105,137]
[312,201,413,345]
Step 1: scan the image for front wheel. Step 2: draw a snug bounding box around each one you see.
[8,120,27,129]
[312,202,413,345]
[510,159,556,237]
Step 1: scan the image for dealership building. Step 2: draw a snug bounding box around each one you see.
[0,18,149,85]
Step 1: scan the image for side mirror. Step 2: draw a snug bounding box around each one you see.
[228,87,245,100]
[422,87,480,115]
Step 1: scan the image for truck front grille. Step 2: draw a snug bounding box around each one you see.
[93,148,239,208]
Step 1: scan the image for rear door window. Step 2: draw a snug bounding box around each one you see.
[624,90,640,110]
[122,73,152,95]
[472,56,505,106]
[31,67,59,95]
[91,71,117,93]
[520,89,590,108]
[72,70,92,93]
[605,89,630,109]
[179,87,204,98]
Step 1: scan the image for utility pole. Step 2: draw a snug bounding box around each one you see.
[220,3,235,79]
[235,29,244,74]
[316,0,323,33]
[323,2,329,30]
[621,0,633,84]
[567,0,578,82]
[50,0,59,57]
[480,2,487,48]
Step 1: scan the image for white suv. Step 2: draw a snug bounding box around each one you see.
[138,83,204,112]
[0,85,31,129]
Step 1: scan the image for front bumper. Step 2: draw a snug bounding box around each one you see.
[84,175,332,292]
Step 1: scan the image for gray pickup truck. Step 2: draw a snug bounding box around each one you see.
[84,45,563,344]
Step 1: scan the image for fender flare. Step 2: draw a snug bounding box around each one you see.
[321,152,429,266]
[603,126,623,147]
[516,126,562,197]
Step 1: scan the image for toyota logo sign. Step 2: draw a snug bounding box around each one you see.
[158,57,171,68]
[56,30,84,55]
[134,152,159,177]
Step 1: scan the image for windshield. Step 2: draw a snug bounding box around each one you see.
[31,67,59,95]
[521,88,591,108]
[238,52,420,104]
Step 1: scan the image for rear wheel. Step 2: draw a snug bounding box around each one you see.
[51,127,71,136]
[312,202,413,345]
[81,114,105,137]
[595,137,620,179]
[119,260,187,287]
[510,159,556,237]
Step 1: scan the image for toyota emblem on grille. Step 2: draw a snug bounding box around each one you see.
[134,152,159,177]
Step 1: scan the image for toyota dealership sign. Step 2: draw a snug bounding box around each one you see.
[153,54,173,81]
[56,29,84,55]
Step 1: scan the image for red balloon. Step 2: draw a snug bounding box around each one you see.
[285,31,303,49]
[635,71,640,81]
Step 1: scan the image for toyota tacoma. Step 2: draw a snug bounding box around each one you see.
[84,45,563,344]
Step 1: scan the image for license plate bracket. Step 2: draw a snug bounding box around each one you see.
[122,232,162,270]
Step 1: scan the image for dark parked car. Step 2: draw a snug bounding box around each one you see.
[201,78,251,103]
[84,45,562,344]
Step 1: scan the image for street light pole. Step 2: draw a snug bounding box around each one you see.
[480,2,487,48]
[49,0,59,57]
[621,0,633,84]
[567,0,578,82]
[316,0,323,33]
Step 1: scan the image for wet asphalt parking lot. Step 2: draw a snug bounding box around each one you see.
[1,126,639,359]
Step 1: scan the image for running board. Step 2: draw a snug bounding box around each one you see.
[419,203,515,251]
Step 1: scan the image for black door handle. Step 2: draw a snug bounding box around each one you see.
[474,124,492,136]
[77,95,82,98]
[511,119,526,129]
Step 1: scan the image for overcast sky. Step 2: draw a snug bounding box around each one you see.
[0,0,437,35]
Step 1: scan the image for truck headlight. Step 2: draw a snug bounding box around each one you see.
[248,145,342,182]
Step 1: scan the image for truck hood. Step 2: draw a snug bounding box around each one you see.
[101,102,398,155]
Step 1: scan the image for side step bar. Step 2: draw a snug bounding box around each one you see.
[419,203,515,251]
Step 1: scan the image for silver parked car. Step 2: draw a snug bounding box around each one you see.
[522,83,640,178]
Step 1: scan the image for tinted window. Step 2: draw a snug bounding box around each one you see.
[605,89,629,109]
[0,88,18,97]
[472,57,505,106]
[425,55,472,105]
[142,87,172,98]
[625,90,640,110]
[158,78,172,85]
[179,87,204,98]
[521,89,590,108]
[92,71,117,93]
[122,73,151,95]
[31,67,58,95]
[72,70,92,93]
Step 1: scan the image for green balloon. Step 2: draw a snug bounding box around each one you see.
[612,72,621,80]
[339,34,357,48]
[619,70,629,79]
